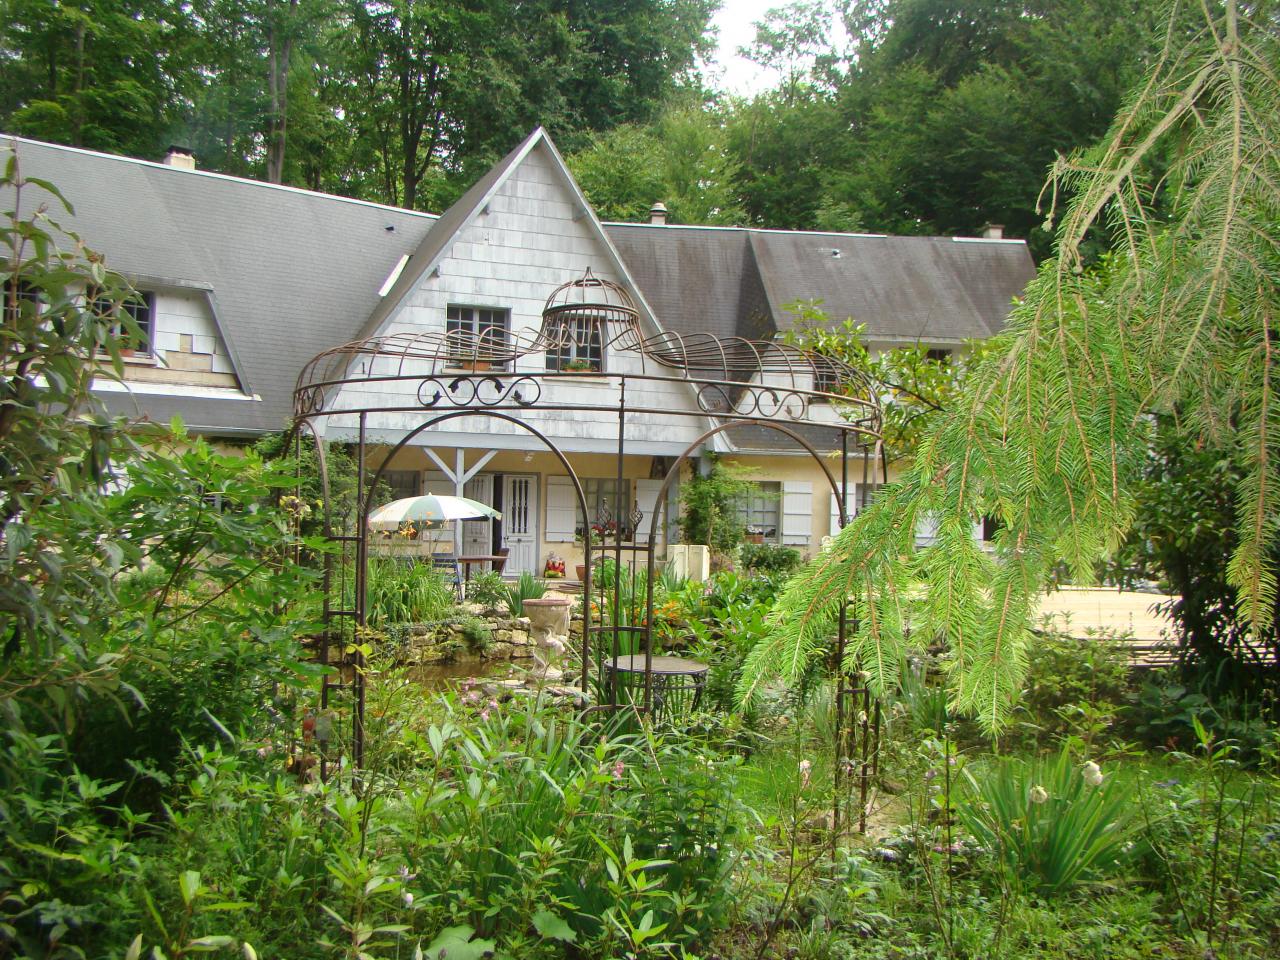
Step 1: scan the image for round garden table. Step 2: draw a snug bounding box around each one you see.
[603,654,709,719]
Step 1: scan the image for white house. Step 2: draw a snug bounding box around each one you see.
[1,129,1035,574]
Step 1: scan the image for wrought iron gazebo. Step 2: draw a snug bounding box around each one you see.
[290,268,888,831]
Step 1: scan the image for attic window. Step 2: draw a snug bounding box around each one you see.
[925,348,952,363]
[540,268,637,373]
[546,316,605,373]
[445,305,509,370]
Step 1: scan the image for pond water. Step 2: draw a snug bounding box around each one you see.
[407,656,517,690]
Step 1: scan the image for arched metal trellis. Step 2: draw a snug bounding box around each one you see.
[290,268,888,833]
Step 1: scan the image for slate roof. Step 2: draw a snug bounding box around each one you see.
[1,135,436,434]
[606,223,1035,346]
[3,131,1036,445]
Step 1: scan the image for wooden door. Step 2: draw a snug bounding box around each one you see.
[501,474,539,575]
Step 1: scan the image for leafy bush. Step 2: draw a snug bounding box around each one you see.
[504,570,547,617]
[958,748,1136,896]
[739,542,802,574]
[1006,625,1132,750]
[366,558,457,625]
[678,455,754,557]
[465,569,507,608]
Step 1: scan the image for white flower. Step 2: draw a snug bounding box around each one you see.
[799,758,813,789]
[1082,761,1104,787]
[403,891,414,907]
[1029,785,1049,804]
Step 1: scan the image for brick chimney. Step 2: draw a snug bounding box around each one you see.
[649,201,668,225]
[162,145,196,170]
[981,223,1004,240]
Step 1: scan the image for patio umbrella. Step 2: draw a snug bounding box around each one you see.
[367,494,501,530]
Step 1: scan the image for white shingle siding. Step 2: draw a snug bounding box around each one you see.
[342,144,707,453]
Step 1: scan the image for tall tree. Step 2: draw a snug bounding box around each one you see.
[0,0,197,157]
[568,103,744,224]
[739,0,1280,729]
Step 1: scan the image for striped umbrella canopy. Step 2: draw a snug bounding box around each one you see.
[367,494,501,530]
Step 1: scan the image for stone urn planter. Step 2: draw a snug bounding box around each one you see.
[521,596,573,648]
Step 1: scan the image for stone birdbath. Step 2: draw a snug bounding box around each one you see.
[521,595,573,648]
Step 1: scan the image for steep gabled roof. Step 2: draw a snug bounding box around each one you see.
[353,128,676,348]
[1,135,436,434]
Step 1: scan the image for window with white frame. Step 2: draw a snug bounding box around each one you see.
[3,278,40,326]
[90,288,155,357]
[545,316,605,372]
[583,478,632,539]
[445,305,509,369]
[737,481,781,541]
[381,469,420,502]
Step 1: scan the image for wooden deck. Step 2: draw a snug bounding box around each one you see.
[1035,587,1177,666]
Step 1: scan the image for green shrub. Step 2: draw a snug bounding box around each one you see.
[504,571,546,617]
[1008,625,1132,749]
[739,542,802,574]
[958,747,1136,896]
[456,615,492,653]
[465,569,507,608]
[366,559,457,625]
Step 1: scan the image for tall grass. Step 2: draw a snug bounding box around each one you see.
[365,559,456,626]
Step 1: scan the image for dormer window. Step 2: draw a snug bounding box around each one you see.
[90,288,155,357]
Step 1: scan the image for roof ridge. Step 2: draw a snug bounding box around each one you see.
[1,133,440,220]
[603,220,1026,244]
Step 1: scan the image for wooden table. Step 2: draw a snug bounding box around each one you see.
[458,555,505,582]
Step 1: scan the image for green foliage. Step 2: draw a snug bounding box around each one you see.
[958,748,1136,896]
[455,615,491,653]
[1108,421,1280,697]
[678,456,755,558]
[504,570,546,618]
[739,541,802,575]
[568,103,745,225]
[464,569,507,609]
[364,558,456,627]
[783,304,976,464]
[741,2,1280,730]
[1006,626,1132,750]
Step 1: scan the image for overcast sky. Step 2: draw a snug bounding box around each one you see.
[704,1,850,97]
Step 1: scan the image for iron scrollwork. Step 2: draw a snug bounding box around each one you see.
[416,374,542,409]
[695,382,809,420]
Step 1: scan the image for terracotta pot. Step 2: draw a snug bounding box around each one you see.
[575,564,587,582]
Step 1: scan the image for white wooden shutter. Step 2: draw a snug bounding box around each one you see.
[829,491,844,536]
[781,480,812,546]
[545,476,577,542]
[634,479,663,543]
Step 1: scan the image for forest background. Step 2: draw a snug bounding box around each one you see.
[0,0,1161,259]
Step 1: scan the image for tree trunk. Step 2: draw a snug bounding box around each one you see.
[265,0,298,184]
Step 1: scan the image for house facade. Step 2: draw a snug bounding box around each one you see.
[2,129,1035,575]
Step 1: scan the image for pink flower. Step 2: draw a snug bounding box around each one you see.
[480,708,491,721]
[612,760,625,780]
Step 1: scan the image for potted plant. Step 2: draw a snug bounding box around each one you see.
[745,524,766,544]
[561,357,596,373]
